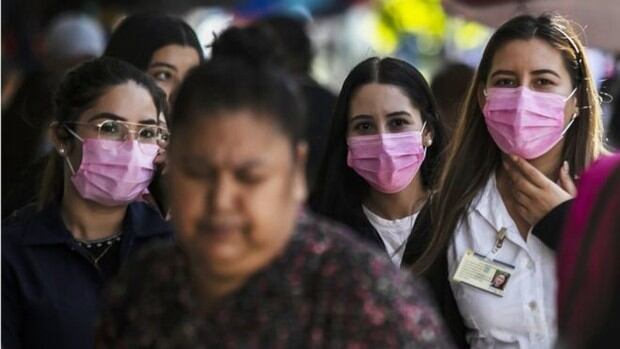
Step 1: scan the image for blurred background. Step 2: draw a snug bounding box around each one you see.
[3,0,620,149]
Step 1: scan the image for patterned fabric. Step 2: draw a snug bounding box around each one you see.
[97,212,453,348]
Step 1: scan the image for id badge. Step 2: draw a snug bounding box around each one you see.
[452,249,515,297]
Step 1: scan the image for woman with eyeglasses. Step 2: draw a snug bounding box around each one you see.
[2,57,173,349]
[104,13,204,216]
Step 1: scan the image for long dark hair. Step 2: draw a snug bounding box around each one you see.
[104,13,204,72]
[38,57,167,208]
[411,14,605,274]
[310,57,445,222]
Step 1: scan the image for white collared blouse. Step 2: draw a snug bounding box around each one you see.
[447,173,557,349]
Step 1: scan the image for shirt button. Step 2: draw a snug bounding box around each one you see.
[527,261,535,270]
[529,301,537,310]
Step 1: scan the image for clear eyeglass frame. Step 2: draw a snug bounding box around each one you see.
[64,119,169,153]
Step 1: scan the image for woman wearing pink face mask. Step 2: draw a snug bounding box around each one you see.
[407,14,605,349]
[310,57,445,266]
[2,57,173,349]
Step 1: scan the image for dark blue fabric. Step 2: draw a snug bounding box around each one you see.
[2,202,173,349]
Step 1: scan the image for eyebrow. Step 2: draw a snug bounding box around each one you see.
[148,62,177,71]
[87,112,158,124]
[490,69,561,79]
[531,69,561,78]
[386,111,412,118]
[350,114,373,123]
[181,157,265,170]
[490,70,517,79]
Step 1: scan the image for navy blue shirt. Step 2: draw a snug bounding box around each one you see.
[2,202,173,349]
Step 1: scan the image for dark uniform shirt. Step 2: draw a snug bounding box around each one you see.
[2,202,173,349]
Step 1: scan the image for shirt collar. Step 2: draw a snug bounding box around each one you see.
[471,172,529,251]
[19,202,171,246]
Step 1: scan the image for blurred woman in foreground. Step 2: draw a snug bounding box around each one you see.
[96,56,452,348]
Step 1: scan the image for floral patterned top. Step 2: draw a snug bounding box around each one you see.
[97,212,453,348]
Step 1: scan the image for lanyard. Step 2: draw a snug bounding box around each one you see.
[488,227,507,258]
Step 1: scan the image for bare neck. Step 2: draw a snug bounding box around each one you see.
[363,175,428,220]
[61,179,127,241]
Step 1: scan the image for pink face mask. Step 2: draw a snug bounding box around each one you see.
[482,86,577,159]
[64,134,158,206]
[347,125,427,194]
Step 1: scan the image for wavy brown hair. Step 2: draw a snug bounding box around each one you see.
[411,13,605,274]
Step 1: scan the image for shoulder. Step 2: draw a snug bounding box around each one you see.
[297,211,423,296]
[119,239,180,283]
[103,240,184,312]
[126,202,173,239]
[2,203,45,249]
[98,241,196,347]
[298,214,453,346]
[2,203,39,229]
[298,211,385,263]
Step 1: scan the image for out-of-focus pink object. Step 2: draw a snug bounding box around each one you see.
[557,152,620,345]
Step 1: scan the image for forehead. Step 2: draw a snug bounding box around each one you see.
[79,82,157,123]
[174,110,291,164]
[150,44,201,67]
[350,83,417,111]
[490,38,569,76]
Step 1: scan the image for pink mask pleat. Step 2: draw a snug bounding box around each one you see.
[70,139,158,206]
[347,131,426,193]
[482,86,575,159]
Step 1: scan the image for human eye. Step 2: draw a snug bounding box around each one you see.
[138,126,158,141]
[388,118,410,129]
[493,78,516,87]
[99,120,123,136]
[352,121,374,133]
[236,169,265,185]
[535,78,555,86]
[158,128,170,142]
[182,164,214,179]
[151,70,173,82]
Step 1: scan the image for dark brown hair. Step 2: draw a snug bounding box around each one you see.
[38,57,167,208]
[310,57,445,228]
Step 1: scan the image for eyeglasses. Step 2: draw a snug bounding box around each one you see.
[64,120,169,154]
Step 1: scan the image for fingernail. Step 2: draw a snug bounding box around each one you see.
[511,155,518,162]
[563,161,569,172]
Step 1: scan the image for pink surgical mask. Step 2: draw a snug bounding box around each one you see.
[482,86,577,159]
[64,129,158,206]
[347,124,427,194]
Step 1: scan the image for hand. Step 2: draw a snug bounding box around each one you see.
[502,155,576,226]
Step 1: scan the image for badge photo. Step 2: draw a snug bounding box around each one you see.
[452,249,515,297]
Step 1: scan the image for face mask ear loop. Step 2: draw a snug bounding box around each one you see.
[64,155,77,176]
[63,124,84,142]
[560,113,578,137]
[62,124,83,176]
[564,87,578,102]
[420,121,429,151]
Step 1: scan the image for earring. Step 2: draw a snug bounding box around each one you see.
[58,148,65,156]
[426,139,433,147]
